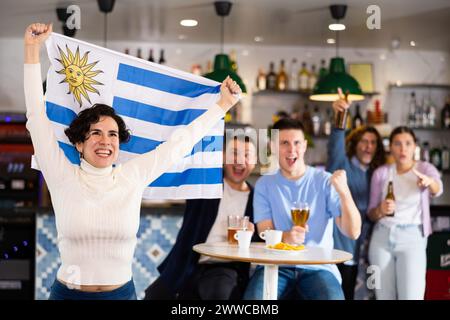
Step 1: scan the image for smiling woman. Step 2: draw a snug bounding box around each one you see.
[64,104,130,168]
[23,22,242,300]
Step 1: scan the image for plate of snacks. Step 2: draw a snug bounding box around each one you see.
[264,242,306,254]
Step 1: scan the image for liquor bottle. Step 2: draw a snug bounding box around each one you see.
[298,62,309,91]
[414,96,424,128]
[158,49,166,65]
[124,48,130,55]
[318,59,328,81]
[408,92,417,127]
[206,60,213,73]
[308,64,318,91]
[230,49,238,72]
[266,62,277,90]
[346,107,353,130]
[323,108,332,136]
[256,68,266,91]
[276,60,288,91]
[352,104,364,129]
[302,104,313,135]
[414,142,421,161]
[137,48,142,59]
[442,145,449,170]
[422,141,430,162]
[422,97,429,127]
[442,96,450,129]
[289,58,298,91]
[385,181,395,217]
[427,97,437,127]
[335,92,349,130]
[148,49,154,62]
[430,146,442,170]
[311,105,321,136]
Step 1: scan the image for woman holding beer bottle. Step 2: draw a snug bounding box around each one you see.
[367,126,443,300]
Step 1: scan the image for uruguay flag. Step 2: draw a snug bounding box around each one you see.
[42,33,224,199]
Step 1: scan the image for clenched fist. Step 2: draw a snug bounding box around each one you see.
[330,170,351,196]
[24,23,52,47]
[216,76,242,112]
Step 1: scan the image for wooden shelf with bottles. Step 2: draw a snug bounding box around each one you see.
[253,89,380,98]
[411,127,450,132]
[389,83,450,90]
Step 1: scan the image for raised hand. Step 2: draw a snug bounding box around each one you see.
[24,23,53,47]
[412,168,433,188]
[330,169,351,197]
[216,76,242,112]
[24,23,53,64]
[332,87,351,114]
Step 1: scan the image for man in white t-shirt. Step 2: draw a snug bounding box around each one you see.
[144,134,258,300]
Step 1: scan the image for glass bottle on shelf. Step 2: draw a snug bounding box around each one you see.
[289,58,298,91]
[430,146,442,170]
[318,59,328,81]
[427,96,437,128]
[414,96,424,128]
[302,104,313,135]
[158,49,166,65]
[276,59,288,91]
[422,97,430,127]
[311,105,321,136]
[206,60,213,73]
[414,142,421,161]
[441,145,449,170]
[323,108,332,136]
[408,92,417,127]
[148,49,154,62]
[124,48,130,55]
[421,141,430,162]
[256,68,266,91]
[352,104,364,129]
[137,48,142,59]
[298,62,309,91]
[442,96,450,129]
[266,62,277,90]
[308,64,318,91]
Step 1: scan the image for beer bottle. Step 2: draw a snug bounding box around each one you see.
[385,181,395,217]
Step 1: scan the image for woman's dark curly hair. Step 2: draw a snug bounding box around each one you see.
[345,125,386,171]
[64,104,130,145]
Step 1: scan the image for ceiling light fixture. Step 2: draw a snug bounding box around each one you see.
[310,4,364,102]
[180,19,198,27]
[203,1,247,93]
[328,23,346,31]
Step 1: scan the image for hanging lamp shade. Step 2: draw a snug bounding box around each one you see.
[204,54,247,93]
[309,57,363,101]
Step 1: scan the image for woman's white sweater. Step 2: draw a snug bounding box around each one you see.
[24,63,225,285]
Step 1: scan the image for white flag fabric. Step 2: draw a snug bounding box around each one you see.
[41,33,224,199]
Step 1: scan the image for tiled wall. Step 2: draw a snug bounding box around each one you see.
[35,213,183,300]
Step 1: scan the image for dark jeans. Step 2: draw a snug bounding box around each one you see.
[337,263,358,300]
[144,262,248,300]
[49,279,137,300]
[243,266,345,300]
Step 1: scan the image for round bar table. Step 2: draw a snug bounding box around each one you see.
[193,242,352,300]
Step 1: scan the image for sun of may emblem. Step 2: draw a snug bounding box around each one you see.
[56,45,103,107]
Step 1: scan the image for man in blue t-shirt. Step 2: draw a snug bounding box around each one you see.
[243,118,361,300]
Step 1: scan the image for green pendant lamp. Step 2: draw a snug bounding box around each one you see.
[203,1,247,93]
[310,5,363,101]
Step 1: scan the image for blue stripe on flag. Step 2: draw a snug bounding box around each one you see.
[46,101,77,126]
[117,63,220,98]
[58,141,80,165]
[113,96,206,126]
[120,135,223,155]
[149,168,223,187]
